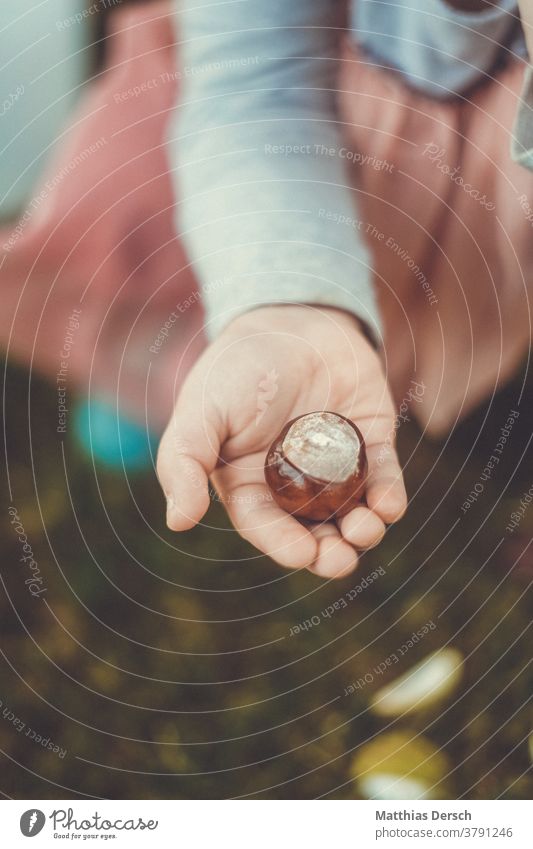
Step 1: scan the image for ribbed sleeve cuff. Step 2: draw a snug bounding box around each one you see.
[511,63,533,170]
[196,241,383,345]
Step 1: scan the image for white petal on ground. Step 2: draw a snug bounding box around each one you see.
[351,730,451,799]
[370,648,464,717]
[359,772,431,800]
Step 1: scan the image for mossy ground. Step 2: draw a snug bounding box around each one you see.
[1,359,531,799]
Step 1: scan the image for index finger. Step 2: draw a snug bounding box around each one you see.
[361,442,407,524]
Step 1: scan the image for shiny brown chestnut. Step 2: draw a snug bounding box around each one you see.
[264,411,367,521]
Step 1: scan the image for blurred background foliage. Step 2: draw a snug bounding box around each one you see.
[1,355,531,799]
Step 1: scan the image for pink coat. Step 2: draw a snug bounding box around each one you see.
[1,1,531,435]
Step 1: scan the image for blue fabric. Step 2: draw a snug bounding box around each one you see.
[353,0,524,98]
[73,399,158,471]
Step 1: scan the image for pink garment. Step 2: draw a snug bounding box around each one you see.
[1,2,531,435]
[339,41,532,433]
[1,2,205,433]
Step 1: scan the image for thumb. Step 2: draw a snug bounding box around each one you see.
[156,388,223,531]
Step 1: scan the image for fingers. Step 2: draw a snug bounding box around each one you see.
[214,455,362,576]
[214,474,358,578]
[157,390,223,531]
[364,443,408,524]
[306,522,359,580]
[338,505,386,549]
[211,462,318,569]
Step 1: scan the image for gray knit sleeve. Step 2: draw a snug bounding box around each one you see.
[168,0,382,343]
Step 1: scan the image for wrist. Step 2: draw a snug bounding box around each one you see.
[222,303,367,340]
[444,0,493,10]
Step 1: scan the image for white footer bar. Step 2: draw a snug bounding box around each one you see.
[1,799,530,848]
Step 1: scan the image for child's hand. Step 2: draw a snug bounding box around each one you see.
[157,305,407,579]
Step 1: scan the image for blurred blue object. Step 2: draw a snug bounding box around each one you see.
[73,398,158,472]
[0,0,91,219]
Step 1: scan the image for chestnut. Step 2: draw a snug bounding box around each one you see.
[264,411,367,521]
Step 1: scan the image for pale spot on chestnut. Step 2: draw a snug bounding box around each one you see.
[264,411,368,521]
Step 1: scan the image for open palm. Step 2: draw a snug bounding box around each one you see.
[157,305,407,579]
